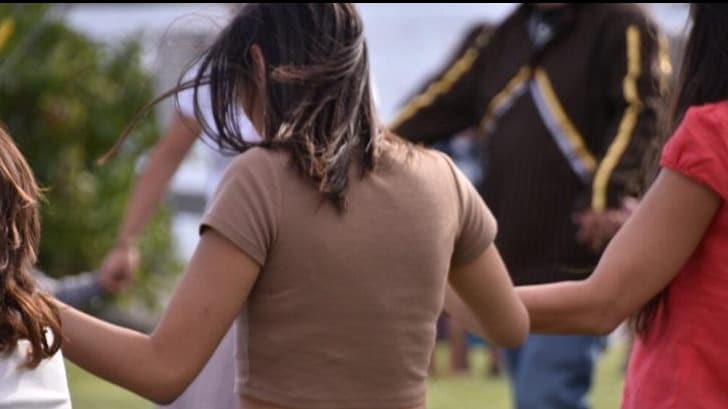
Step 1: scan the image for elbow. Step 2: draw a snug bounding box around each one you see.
[149,384,185,406]
[590,315,622,336]
[588,298,628,336]
[496,325,528,349]
[508,306,530,347]
[145,370,192,405]
[563,278,627,336]
[490,305,530,348]
[152,393,177,406]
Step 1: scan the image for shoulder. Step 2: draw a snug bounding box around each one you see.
[225,147,289,176]
[592,3,657,31]
[379,137,452,173]
[210,147,290,204]
[462,22,496,48]
[685,100,728,125]
[400,143,473,201]
[591,3,649,19]
[661,101,728,198]
[678,101,728,143]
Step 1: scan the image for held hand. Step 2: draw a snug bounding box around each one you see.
[97,243,140,294]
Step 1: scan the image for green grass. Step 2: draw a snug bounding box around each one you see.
[66,362,148,409]
[67,341,626,409]
[427,341,626,409]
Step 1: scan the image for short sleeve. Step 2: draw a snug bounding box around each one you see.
[660,104,728,200]
[441,154,497,266]
[200,148,280,266]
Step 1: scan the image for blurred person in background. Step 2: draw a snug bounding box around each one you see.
[96,3,257,408]
[393,4,668,408]
[518,4,728,407]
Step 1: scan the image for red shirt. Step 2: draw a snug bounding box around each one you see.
[622,101,728,408]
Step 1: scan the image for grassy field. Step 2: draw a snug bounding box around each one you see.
[67,341,626,409]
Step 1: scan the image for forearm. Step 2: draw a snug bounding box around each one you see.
[517,280,618,335]
[443,285,487,340]
[58,230,261,405]
[390,67,480,144]
[117,115,199,244]
[58,303,183,404]
[117,149,186,244]
[446,246,529,347]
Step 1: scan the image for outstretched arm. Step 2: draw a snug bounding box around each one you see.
[59,229,259,404]
[519,169,720,334]
[446,244,529,347]
[98,113,200,292]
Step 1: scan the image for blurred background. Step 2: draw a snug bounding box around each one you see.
[0,3,690,409]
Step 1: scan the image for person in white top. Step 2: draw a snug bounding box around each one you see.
[97,62,258,409]
[0,338,71,409]
[0,128,72,409]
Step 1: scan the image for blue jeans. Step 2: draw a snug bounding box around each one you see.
[504,334,605,409]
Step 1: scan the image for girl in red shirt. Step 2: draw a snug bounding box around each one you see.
[517,4,728,407]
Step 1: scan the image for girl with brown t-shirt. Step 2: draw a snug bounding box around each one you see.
[57,4,528,409]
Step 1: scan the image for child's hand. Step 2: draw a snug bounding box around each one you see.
[97,243,140,294]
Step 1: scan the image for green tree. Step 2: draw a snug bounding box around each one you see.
[0,4,180,310]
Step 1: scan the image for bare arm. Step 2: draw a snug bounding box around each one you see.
[445,244,529,347]
[59,229,259,404]
[518,169,721,334]
[98,113,200,291]
[118,113,200,244]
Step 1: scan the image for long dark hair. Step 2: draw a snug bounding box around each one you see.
[193,3,378,210]
[102,4,379,211]
[0,127,61,368]
[633,3,728,335]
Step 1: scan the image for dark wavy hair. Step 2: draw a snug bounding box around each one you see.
[103,4,381,211]
[0,127,61,368]
[192,3,379,211]
[633,3,728,335]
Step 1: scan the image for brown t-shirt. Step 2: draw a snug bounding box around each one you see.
[201,140,496,409]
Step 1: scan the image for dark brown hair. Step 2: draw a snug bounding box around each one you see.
[0,127,61,367]
[103,4,381,211]
[191,3,379,211]
[633,3,728,335]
